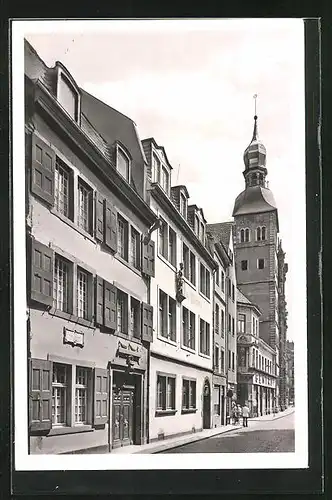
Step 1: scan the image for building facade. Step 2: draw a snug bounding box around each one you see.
[285,340,295,405]
[25,40,157,454]
[142,138,216,442]
[277,239,289,410]
[237,289,277,416]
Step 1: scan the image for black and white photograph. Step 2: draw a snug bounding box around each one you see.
[12,18,309,472]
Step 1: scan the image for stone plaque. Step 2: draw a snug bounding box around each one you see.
[63,327,84,347]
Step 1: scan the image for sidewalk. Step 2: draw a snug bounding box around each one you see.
[112,406,295,455]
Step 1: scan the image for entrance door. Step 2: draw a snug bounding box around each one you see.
[112,388,134,448]
[203,380,211,429]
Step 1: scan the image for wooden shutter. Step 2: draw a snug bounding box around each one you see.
[30,239,54,307]
[93,368,109,426]
[95,276,104,326]
[31,134,55,206]
[141,302,153,342]
[29,358,53,432]
[95,194,105,242]
[104,280,117,330]
[105,200,117,252]
[142,239,155,277]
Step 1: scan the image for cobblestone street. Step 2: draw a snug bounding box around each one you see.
[162,411,295,453]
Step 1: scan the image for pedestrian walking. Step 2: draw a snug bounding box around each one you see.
[237,404,242,425]
[242,404,249,427]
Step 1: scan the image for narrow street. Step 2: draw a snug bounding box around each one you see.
[161,411,295,453]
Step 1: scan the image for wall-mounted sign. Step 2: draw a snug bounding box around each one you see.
[63,328,84,348]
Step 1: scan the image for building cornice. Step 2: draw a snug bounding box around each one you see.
[32,79,157,227]
[151,183,217,270]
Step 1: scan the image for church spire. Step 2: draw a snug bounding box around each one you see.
[243,95,267,188]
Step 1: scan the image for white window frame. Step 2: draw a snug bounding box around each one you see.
[116,144,131,182]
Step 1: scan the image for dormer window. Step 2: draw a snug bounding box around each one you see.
[200,221,205,243]
[180,192,187,218]
[153,153,161,183]
[56,67,80,123]
[116,146,131,182]
[195,215,200,236]
[161,166,170,194]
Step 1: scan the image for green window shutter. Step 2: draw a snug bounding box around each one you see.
[142,239,155,277]
[93,368,109,426]
[105,200,117,252]
[30,238,54,307]
[104,280,117,330]
[95,276,104,326]
[29,358,53,432]
[31,134,55,206]
[141,302,153,342]
[95,194,105,242]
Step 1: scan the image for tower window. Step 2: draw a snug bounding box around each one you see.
[262,226,266,240]
[258,258,265,270]
[245,228,250,242]
[240,228,250,243]
[256,226,266,241]
[241,260,248,271]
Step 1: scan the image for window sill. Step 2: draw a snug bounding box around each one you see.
[198,352,211,360]
[115,254,142,277]
[157,252,177,273]
[198,291,211,303]
[157,334,177,347]
[49,308,95,329]
[155,409,177,417]
[183,276,197,291]
[51,209,96,244]
[48,425,94,436]
[181,344,196,355]
[181,408,197,415]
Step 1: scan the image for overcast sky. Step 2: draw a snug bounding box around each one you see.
[24,19,306,342]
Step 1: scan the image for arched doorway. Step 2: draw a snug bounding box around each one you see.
[203,379,211,429]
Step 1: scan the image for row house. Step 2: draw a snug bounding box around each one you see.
[207,222,238,420]
[236,289,277,416]
[25,40,157,454]
[142,138,216,441]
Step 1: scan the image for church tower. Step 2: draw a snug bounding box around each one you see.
[232,112,280,354]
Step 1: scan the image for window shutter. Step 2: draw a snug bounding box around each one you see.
[31,134,55,206]
[141,302,153,342]
[95,194,105,242]
[104,280,117,330]
[95,276,104,326]
[105,200,117,252]
[29,358,53,432]
[93,367,109,426]
[30,239,54,307]
[142,239,155,277]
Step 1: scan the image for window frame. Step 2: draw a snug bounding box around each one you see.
[77,177,94,235]
[199,318,210,356]
[182,378,197,413]
[56,69,80,123]
[156,373,176,414]
[258,258,265,270]
[116,144,131,182]
[199,263,211,299]
[241,259,248,271]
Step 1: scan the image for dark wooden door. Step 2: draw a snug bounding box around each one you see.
[112,388,134,448]
[203,381,211,429]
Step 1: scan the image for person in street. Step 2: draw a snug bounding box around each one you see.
[237,404,242,425]
[242,404,249,427]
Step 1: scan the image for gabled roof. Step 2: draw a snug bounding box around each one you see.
[141,137,173,170]
[206,221,234,249]
[232,186,277,217]
[188,205,206,224]
[236,288,262,315]
[171,185,190,199]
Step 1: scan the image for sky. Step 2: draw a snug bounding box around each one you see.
[24,19,306,342]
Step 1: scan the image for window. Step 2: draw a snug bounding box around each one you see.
[168,227,176,266]
[130,227,140,269]
[220,349,225,372]
[215,265,220,286]
[256,226,261,241]
[159,290,176,341]
[156,374,175,411]
[228,278,232,296]
[215,304,220,334]
[117,290,128,334]
[182,307,195,350]
[153,153,161,183]
[159,219,168,258]
[232,284,235,301]
[75,367,89,424]
[232,317,235,336]
[220,309,225,336]
[228,314,232,334]
[238,313,246,333]
[180,192,187,218]
[200,263,210,299]
[228,350,231,370]
[159,219,176,266]
[262,226,266,240]
[256,226,266,241]
[221,271,225,292]
[194,215,200,236]
[77,179,93,233]
[199,319,210,355]
[182,379,196,411]
[258,258,265,269]
[129,297,140,339]
[213,385,220,415]
[117,215,129,261]
[58,73,78,121]
[240,228,250,243]
[189,252,196,285]
[54,255,71,313]
[117,148,130,181]
[241,260,248,271]
[161,166,170,194]
[183,243,196,285]
[232,352,235,371]
[52,363,69,426]
[214,345,220,372]
[77,268,88,319]
[54,158,73,220]
[200,222,205,243]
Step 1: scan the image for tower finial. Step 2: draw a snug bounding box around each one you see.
[253,93,258,118]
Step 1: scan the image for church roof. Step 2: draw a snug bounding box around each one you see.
[206,221,234,249]
[232,185,277,216]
